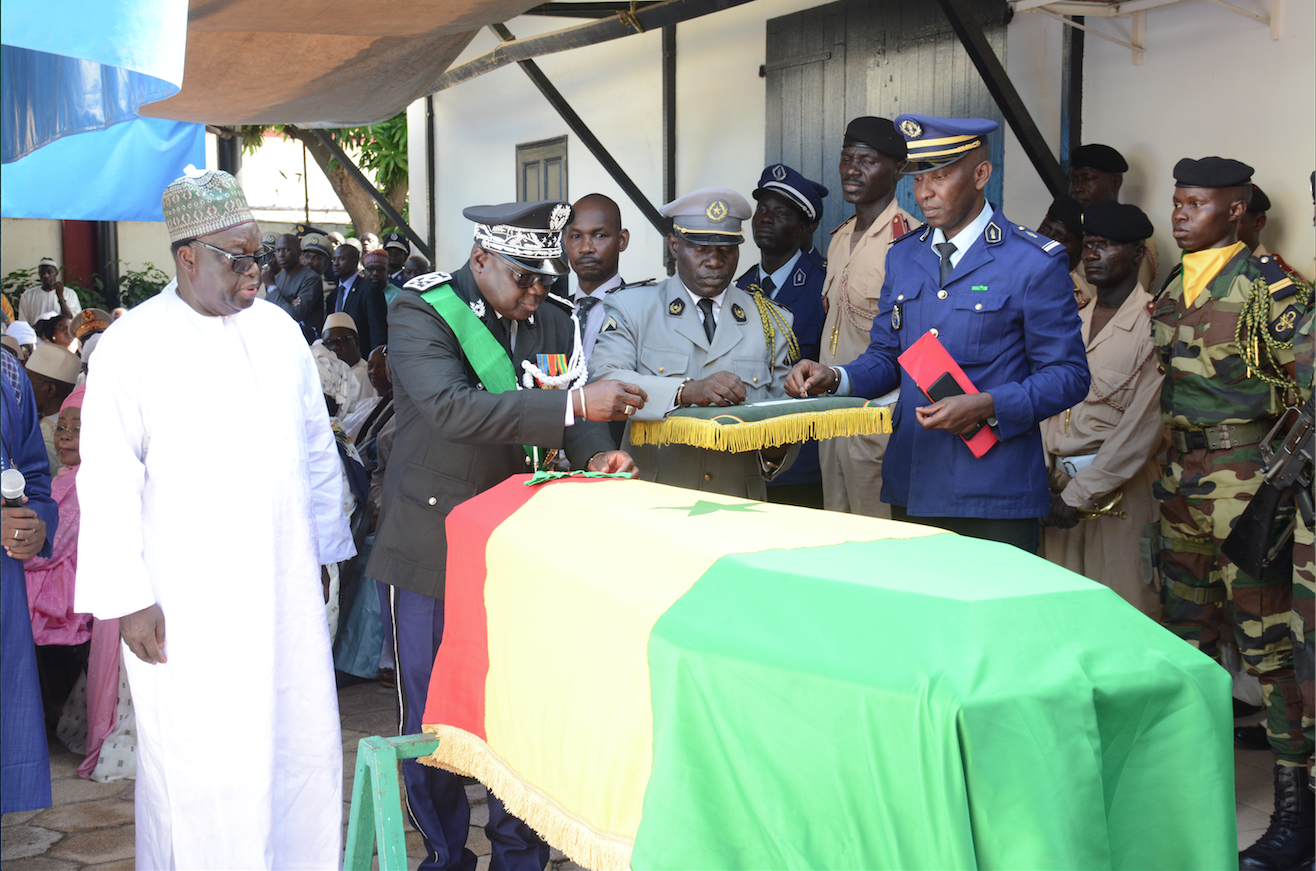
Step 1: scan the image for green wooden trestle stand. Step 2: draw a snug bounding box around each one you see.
[344,735,440,871]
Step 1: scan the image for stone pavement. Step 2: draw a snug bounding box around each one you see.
[2,679,584,871]
[0,680,1287,869]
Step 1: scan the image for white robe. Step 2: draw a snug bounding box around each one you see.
[75,286,354,871]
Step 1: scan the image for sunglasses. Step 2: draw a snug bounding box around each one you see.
[489,249,558,289]
[194,240,276,274]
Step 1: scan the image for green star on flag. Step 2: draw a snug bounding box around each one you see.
[656,501,765,517]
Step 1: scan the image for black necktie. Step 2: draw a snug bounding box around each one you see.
[760,275,776,297]
[577,295,599,322]
[697,297,717,343]
[935,241,957,286]
[337,281,348,312]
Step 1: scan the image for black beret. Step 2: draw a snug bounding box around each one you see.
[1247,184,1271,213]
[1173,156,1253,188]
[1045,195,1084,237]
[1070,144,1128,173]
[1081,201,1154,243]
[842,117,907,160]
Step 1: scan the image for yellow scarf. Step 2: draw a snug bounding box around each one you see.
[1181,241,1245,307]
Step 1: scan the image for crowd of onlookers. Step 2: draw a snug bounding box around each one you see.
[0,229,421,784]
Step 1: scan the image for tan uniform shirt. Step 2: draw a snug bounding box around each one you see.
[818,199,914,518]
[1040,285,1164,615]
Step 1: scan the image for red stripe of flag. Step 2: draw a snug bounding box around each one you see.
[425,474,542,738]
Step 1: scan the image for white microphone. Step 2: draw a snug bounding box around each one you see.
[2,468,26,507]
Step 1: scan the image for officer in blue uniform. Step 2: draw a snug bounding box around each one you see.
[735,164,829,361]
[735,163,829,505]
[786,115,1089,550]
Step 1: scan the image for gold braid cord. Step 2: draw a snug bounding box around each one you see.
[838,272,879,333]
[747,284,800,366]
[1235,275,1311,389]
[1084,346,1156,413]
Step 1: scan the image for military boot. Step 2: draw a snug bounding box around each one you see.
[1239,764,1315,871]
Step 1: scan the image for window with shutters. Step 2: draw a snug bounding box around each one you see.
[516,136,568,202]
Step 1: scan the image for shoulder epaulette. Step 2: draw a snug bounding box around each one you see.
[404,271,453,292]
[1253,253,1301,300]
[544,292,574,311]
[829,215,856,236]
[614,278,657,292]
[893,223,926,244]
[1010,223,1065,256]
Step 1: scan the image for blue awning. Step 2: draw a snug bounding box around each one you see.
[0,0,204,220]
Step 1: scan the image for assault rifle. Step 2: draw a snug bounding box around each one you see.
[1222,397,1315,579]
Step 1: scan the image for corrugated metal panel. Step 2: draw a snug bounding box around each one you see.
[766,0,1008,250]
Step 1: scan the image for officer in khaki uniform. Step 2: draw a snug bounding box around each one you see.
[1039,202,1164,616]
[1068,144,1159,291]
[818,117,914,518]
[590,188,797,499]
[1148,157,1313,871]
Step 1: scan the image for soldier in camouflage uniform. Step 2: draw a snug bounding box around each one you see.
[1150,157,1313,871]
[1293,307,1314,783]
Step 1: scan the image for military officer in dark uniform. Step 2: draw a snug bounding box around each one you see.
[735,163,829,506]
[369,200,643,871]
[787,115,1089,549]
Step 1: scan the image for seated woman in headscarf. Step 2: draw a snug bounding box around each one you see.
[25,384,92,731]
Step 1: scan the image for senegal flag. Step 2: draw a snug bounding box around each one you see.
[422,476,1234,870]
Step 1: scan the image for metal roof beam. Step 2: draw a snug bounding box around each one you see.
[490,23,670,237]
[936,0,1068,197]
[429,0,754,93]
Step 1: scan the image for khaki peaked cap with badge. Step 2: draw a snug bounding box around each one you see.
[662,188,752,246]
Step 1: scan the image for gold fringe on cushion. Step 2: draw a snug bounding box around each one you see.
[421,724,635,871]
[628,405,892,451]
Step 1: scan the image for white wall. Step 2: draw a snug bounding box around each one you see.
[1002,11,1065,229]
[1,218,62,282]
[1082,0,1315,278]
[117,222,175,279]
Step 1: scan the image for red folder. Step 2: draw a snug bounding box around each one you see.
[897,330,999,458]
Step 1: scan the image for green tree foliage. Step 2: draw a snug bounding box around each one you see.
[230,113,409,238]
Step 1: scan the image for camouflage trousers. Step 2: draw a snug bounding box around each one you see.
[1155,444,1312,765]
[1294,519,1314,770]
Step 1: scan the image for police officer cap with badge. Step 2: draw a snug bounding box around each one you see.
[382,231,410,276]
[740,165,830,362]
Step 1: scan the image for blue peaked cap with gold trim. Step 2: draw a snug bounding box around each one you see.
[896,114,998,175]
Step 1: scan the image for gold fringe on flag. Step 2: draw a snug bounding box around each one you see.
[628,405,892,452]
[421,724,635,871]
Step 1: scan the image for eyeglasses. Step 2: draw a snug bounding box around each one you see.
[193,240,276,274]
[489,249,558,289]
[54,424,80,435]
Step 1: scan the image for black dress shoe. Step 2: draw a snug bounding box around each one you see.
[1236,724,1271,751]
[1236,698,1265,718]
